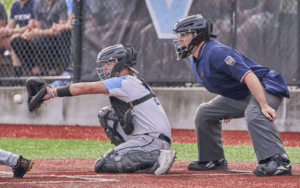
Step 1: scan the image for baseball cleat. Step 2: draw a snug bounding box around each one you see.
[151,150,177,175]
[253,154,292,176]
[12,155,34,178]
[188,159,228,171]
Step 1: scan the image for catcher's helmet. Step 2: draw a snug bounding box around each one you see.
[173,14,217,60]
[96,44,138,80]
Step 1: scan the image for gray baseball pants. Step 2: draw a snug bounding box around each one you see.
[107,120,171,155]
[0,149,18,167]
[195,90,286,162]
[114,133,170,156]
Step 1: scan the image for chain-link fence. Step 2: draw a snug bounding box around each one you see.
[0,0,72,86]
[0,0,299,86]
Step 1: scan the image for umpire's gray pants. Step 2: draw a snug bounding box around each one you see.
[195,90,286,162]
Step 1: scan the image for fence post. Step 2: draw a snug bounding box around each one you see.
[72,0,84,83]
[298,0,300,87]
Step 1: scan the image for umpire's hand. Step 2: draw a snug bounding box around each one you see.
[261,105,276,121]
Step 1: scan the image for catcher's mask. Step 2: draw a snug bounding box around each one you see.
[173,14,217,60]
[96,44,138,80]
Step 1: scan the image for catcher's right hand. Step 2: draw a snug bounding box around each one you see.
[25,77,48,113]
[43,86,52,100]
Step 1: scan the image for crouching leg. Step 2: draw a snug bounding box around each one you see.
[94,149,177,175]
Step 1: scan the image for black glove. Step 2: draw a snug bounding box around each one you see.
[25,77,47,113]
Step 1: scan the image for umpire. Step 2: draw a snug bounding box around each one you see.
[38,44,176,175]
[172,14,291,176]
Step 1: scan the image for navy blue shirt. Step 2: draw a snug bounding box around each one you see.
[189,40,290,100]
[10,0,35,28]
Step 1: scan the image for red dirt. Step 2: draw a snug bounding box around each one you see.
[0,124,299,187]
[0,160,299,188]
[0,124,299,146]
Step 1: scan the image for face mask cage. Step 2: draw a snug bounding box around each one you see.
[173,31,197,60]
[96,59,117,80]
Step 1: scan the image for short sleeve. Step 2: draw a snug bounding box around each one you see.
[29,0,35,19]
[102,76,131,102]
[10,3,16,20]
[33,1,41,21]
[59,0,68,20]
[0,3,7,22]
[211,50,251,83]
[66,0,73,13]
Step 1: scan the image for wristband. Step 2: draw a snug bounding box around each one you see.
[49,89,55,98]
[56,85,72,97]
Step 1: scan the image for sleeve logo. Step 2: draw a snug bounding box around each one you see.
[224,56,236,66]
[154,98,160,105]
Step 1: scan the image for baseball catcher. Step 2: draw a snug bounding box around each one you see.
[39,44,176,175]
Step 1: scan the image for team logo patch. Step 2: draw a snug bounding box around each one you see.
[224,56,236,66]
[154,98,160,105]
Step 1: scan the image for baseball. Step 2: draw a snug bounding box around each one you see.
[14,94,23,104]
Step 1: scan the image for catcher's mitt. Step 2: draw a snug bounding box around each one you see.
[25,77,47,113]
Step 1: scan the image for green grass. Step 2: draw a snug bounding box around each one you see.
[172,143,300,163]
[1,137,299,163]
[0,137,113,159]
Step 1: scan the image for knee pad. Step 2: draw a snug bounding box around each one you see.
[95,149,119,173]
[117,150,160,173]
[98,107,124,146]
[96,150,160,174]
[94,156,105,173]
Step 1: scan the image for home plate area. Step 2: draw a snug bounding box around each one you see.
[0,172,117,185]
[0,169,250,187]
[0,160,299,188]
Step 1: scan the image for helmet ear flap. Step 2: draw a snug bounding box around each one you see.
[124,46,138,67]
[205,19,212,40]
[131,48,138,67]
[205,19,216,39]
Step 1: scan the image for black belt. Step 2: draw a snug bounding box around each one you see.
[144,133,171,145]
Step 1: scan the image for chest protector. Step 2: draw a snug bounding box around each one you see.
[109,77,155,135]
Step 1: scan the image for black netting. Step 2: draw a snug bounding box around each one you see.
[0,0,298,86]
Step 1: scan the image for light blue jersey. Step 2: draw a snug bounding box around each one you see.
[102,75,172,141]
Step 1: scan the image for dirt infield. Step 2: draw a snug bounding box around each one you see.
[0,124,299,187]
[0,160,299,188]
[1,124,300,146]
